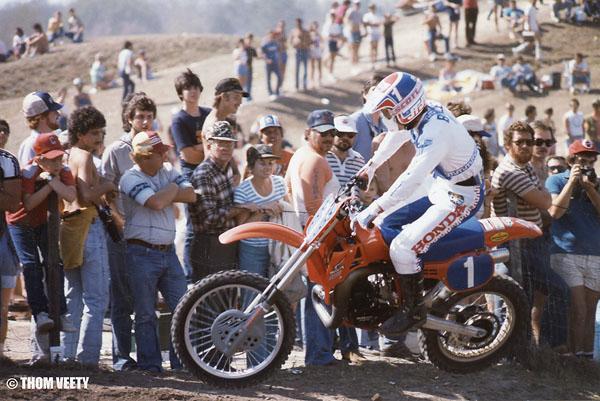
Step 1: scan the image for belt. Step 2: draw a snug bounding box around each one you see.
[456,175,481,187]
[126,239,172,252]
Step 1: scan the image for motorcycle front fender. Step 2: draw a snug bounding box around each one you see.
[219,222,305,249]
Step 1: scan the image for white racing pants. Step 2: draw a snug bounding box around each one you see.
[378,178,484,275]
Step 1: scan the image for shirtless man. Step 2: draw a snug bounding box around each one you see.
[61,106,115,366]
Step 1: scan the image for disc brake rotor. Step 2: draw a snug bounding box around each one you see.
[211,309,266,356]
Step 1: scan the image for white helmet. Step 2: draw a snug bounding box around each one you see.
[364,72,427,125]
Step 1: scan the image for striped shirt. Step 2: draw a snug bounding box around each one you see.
[326,149,366,187]
[491,155,543,228]
[0,149,20,181]
[234,175,286,247]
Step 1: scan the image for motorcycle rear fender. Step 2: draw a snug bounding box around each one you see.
[479,217,543,247]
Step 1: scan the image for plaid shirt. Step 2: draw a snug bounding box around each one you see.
[189,157,236,235]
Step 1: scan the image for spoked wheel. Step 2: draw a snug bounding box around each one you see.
[419,275,529,373]
[172,270,295,387]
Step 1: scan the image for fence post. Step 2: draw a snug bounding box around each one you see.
[46,192,61,360]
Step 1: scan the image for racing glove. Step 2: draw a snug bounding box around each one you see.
[352,201,383,230]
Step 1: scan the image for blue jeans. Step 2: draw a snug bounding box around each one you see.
[427,29,450,54]
[245,67,253,100]
[338,327,359,353]
[180,165,196,282]
[126,243,187,372]
[106,238,136,370]
[301,282,335,365]
[519,237,570,348]
[265,61,281,96]
[8,224,67,317]
[295,49,309,90]
[239,242,270,277]
[501,77,518,90]
[553,0,574,18]
[61,219,110,365]
[120,71,135,100]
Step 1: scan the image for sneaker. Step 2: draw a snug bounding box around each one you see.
[60,315,77,333]
[35,312,54,333]
[341,350,366,364]
[428,54,437,62]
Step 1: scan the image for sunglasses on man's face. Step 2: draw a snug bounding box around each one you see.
[513,139,534,147]
[533,138,556,147]
[335,132,356,139]
[318,130,336,138]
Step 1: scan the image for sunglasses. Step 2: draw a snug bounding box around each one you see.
[548,165,566,173]
[513,139,534,147]
[533,138,556,147]
[336,132,356,138]
[318,130,336,138]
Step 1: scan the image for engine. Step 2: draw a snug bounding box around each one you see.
[346,272,400,329]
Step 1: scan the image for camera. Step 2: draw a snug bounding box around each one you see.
[580,167,597,182]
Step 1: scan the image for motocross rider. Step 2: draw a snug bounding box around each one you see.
[353,72,484,335]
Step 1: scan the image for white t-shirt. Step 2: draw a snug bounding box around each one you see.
[12,34,25,48]
[525,5,539,33]
[363,12,383,38]
[489,65,512,82]
[117,48,133,74]
[564,110,584,139]
[497,114,514,149]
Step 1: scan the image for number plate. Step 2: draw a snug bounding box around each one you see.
[446,254,494,291]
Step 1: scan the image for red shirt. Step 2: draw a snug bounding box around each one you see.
[6,164,75,227]
[464,0,478,9]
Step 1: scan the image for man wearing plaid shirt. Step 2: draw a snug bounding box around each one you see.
[189,121,257,281]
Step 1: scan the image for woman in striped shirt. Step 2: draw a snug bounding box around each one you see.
[234,144,287,277]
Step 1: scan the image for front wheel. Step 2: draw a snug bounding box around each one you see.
[419,274,530,373]
[171,270,295,387]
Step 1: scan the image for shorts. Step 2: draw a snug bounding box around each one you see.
[369,32,381,43]
[351,31,362,44]
[328,40,338,54]
[235,63,248,78]
[1,275,17,289]
[310,47,322,59]
[551,253,600,291]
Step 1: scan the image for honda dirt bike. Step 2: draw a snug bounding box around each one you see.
[172,177,538,387]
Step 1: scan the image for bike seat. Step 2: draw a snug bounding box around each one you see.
[421,217,485,262]
[380,216,484,262]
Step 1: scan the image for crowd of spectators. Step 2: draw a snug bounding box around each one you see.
[0,0,599,374]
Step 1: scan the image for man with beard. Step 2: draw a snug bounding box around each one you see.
[286,110,340,366]
[491,121,567,347]
[326,115,365,186]
[18,92,63,166]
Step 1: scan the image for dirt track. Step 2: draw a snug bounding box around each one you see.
[1,3,600,400]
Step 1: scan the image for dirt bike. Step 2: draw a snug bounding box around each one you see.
[172,177,539,387]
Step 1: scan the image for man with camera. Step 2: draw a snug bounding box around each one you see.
[547,139,600,358]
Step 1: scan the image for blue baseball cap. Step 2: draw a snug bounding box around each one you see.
[307,109,335,132]
[22,91,63,117]
[258,114,282,131]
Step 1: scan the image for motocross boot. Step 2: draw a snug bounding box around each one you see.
[379,272,427,337]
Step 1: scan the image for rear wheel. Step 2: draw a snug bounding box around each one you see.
[419,275,529,373]
[171,270,295,387]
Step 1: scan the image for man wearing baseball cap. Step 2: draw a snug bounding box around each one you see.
[546,139,600,357]
[18,91,63,166]
[119,131,195,372]
[327,114,366,187]
[189,121,253,281]
[286,109,340,366]
[6,133,77,362]
[258,114,294,176]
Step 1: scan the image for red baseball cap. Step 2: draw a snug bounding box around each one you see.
[131,131,171,155]
[33,133,65,159]
[568,139,599,156]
